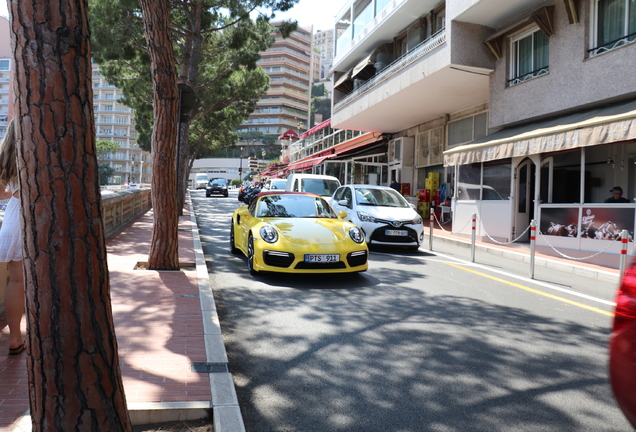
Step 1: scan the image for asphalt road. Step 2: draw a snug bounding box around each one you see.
[192,189,631,432]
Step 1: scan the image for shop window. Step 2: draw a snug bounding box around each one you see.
[457,163,481,200]
[590,0,636,55]
[0,60,9,71]
[483,161,511,200]
[509,27,549,85]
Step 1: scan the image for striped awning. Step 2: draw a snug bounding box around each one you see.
[444,99,636,166]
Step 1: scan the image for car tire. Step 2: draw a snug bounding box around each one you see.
[224,193,228,197]
[230,222,240,254]
[247,234,257,275]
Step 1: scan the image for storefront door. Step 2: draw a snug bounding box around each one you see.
[515,158,535,241]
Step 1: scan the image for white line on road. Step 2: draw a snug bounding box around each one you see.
[372,249,616,307]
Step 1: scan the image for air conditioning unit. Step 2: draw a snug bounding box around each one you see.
[388,137,415,166]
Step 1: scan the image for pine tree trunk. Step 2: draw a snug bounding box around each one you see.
[9,1,132,430]
[140,0,180,270]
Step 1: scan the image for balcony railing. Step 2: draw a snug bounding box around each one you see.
[335,29,446,110]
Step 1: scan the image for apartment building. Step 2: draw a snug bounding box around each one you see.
[0,17,13,139]
[243,23,314,143]
[314,29,338,80]
[311,0,636,255]
[92,64,153,185]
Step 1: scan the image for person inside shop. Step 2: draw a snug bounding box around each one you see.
[390,176,401,194]
[605,186,630,203]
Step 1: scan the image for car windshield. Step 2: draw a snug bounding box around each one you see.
[256,194,337,218]
[355,188,409,207]
[299,179,340,196]
[209,178,226,185]
[267,180,287,190]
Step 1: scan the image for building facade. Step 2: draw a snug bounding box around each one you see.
[314,28,337,80]
[293,0,636,255]
[92,64,153,185]
[242,23,314,141]
[0,17,13,139]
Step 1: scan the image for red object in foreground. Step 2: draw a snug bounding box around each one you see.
[609,258,636,428]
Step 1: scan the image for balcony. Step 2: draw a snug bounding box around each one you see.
[332,26,493,132]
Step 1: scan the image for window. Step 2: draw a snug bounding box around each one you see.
[101,116,112,123]
[509,27,549,85]
[104,93,114,99]
[104,105,113,111]
[448,112,488,147]
[0,60,10,71]
[591,0,636,55]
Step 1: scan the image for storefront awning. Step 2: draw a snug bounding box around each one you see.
[300,119,331,139]
[278,129,298,140]
[444,99,636,166]
[287,155,335,172]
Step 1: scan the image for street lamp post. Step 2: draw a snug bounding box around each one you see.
[239,146,244,180]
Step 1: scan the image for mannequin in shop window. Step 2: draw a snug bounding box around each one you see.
[605,186,630,203]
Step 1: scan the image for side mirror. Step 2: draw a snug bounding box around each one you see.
[409,203,416,209]
[337,199,350,208]
[338,211,347,219]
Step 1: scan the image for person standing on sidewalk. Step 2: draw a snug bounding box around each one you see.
[0,120,25,355]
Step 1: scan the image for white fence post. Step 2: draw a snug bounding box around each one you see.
[471,213,476,262]
[620,229,629,280]
[530,220,536,279]
[429,207,434,250]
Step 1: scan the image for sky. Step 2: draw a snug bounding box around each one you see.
[272,0,346,32]
[0,0,346,31]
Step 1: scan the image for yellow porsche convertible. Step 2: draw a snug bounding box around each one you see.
[230,191,369,274]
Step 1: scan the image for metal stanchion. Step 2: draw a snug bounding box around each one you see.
[429,207,434,250]
[471,213,476,262]
[620,229,628,280]
[529,220,536,279]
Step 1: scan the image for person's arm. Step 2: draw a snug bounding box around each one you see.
[0,184,13,200]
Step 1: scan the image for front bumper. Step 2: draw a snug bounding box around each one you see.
[253,245,368,273]
[361,222,424,247]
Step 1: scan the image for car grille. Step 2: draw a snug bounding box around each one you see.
[346,250,368,267]
[370,225,419,244]
[295,261,346,270]
[263,250,295,268]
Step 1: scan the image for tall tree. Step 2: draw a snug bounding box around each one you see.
[9,0,132,430]
[89,0,299,215]
[138,0,180,270]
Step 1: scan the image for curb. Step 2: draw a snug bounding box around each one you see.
[10,196,244,431]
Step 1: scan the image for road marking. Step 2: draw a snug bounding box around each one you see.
[371,249,616,307]
[444,262,614,317]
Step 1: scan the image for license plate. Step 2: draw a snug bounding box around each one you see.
[385,230,408,236]
[304,254,339,263]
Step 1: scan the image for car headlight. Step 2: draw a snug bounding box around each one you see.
[260,225,278,243]
[349,226,364,243]
[357,211,376,223]
[412,216,422,225]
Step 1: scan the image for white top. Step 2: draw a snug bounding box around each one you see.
[0,180,22,262]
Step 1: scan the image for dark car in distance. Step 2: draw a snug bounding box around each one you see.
[206,178,229,197]
[609,258,636,428]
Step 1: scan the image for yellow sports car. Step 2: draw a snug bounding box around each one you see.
[230,191,368,274]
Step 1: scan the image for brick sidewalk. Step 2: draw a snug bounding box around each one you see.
[0,201,230,432]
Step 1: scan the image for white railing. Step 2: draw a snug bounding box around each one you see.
[335,29,447,110]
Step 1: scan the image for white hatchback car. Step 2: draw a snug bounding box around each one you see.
[331,185,424,250]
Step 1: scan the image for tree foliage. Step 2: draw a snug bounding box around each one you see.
[89,0,298,168]
[96,139,120,160]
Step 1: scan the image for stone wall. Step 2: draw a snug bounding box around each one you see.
[0,188,152,314]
